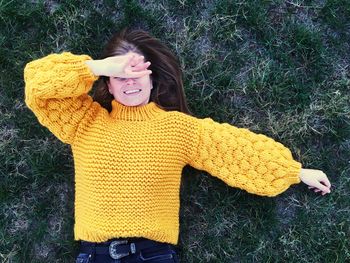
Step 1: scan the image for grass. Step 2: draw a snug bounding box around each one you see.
[0,0,349,262]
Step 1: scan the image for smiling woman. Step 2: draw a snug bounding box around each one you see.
[85,51,153,107]
[105,52,153,107]
[84,51,154,107]
[90,28,193,114]
[23,27,331,263]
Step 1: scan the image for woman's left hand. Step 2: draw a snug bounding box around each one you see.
[299,168,332,196]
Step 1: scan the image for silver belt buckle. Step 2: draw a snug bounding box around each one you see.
[109,240,129,260]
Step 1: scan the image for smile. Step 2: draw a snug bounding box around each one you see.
[123,89,142,95]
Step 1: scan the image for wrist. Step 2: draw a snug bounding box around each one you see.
[85,59,104,76]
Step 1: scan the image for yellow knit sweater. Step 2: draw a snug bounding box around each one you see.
[24,52,302,245]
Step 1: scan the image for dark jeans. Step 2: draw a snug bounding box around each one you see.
[75,237,180,263]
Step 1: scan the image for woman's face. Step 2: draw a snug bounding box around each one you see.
[107,51,153,107]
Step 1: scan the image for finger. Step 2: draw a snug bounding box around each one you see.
[322,189,330,195]
[125,61,151,73]
[131,61,151,71]
[122,54,137,67]
[119,70,152,78]
[315,182,331,193]
[321,176,331,188]
[125,64,151,74]
[128,54,139,65]
[132,69,152,77]
[129,55,144,67]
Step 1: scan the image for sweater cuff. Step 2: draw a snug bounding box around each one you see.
[75,56,99,83]
[285,161,302,185]
[61,52,98,83]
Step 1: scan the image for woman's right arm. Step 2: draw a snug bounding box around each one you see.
[24,52,99,145]
[24,52,151,145]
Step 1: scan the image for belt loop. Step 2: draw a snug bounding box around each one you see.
[130,242,136,254]
[90,242,96,261]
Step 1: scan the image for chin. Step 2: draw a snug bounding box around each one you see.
[124,101,145,107]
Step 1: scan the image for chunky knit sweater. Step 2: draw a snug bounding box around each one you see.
[24,52,302,245]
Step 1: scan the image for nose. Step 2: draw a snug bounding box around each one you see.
[125,78,135,85]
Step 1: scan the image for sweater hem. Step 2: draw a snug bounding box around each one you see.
[74,224,179,245]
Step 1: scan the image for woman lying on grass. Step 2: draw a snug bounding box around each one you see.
[24,27,332,263]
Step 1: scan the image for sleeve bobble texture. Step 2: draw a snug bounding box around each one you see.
[189,118,302,197]
[24,52,99,145]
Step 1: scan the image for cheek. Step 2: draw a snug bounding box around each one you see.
[140,79,152,90]
[138,75,151,86]
[109,80,122,91]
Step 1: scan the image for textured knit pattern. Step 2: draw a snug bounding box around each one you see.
[24,52,302,245]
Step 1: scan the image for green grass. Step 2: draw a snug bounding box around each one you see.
[1,0,349,262]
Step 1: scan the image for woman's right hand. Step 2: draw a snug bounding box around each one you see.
[85,53,152,78]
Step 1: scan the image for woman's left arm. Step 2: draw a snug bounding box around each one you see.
[185,116,333,197]
[299,168,332,195]
[186,116,303,197]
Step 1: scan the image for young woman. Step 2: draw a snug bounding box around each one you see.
[24,28,331,263]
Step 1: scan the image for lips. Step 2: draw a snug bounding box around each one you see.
[123,89,142,95]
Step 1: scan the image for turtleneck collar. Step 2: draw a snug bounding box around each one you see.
[110,100,166,121]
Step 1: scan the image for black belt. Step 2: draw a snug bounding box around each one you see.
[80,238,171,260]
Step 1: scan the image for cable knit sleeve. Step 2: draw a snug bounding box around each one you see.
[188,117,302,197]
[24,52,99,145]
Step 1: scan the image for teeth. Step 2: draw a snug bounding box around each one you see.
[124,89,141,94]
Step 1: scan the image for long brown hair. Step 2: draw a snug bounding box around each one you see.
[93,27,193,115]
